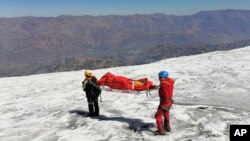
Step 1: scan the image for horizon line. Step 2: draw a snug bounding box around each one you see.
[0,9,249,18]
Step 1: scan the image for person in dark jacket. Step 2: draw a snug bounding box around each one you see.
[154,70,175,135]
[82,70,100,117]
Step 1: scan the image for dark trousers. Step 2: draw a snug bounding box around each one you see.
[87,96,99,115]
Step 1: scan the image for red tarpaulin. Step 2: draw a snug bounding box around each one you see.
[97,72,155,92]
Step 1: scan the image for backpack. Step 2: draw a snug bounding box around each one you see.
[89,80,101,98]
[93,85,101,98]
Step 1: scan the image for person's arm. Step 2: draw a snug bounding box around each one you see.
[88,77,101,90]
[82,80,88,91]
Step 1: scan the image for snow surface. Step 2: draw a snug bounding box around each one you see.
[1,47,250,141]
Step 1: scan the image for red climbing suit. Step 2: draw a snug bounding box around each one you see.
[155,77,175,131]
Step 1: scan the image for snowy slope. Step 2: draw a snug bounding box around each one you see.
[1,47,250,141]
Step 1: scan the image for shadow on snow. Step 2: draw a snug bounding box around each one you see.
[69,109,155,133]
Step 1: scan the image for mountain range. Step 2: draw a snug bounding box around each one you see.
[1,9,250,77]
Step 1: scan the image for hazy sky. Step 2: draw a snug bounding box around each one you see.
[1,0,250,17]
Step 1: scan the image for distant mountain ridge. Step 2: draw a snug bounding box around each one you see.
[1,9,250,77]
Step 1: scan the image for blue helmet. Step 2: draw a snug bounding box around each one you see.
[158,71,169,78]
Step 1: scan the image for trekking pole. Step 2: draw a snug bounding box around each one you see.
[148,90,152,97]
[100,93,102,103]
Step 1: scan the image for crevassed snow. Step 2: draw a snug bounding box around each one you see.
[0,46,250,141]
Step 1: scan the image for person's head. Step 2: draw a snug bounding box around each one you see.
[158,71,169,80]
[84,70,92,78]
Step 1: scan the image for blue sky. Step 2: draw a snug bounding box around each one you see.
[1,0,250,17]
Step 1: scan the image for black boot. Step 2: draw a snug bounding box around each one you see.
[86,113,95,117]
[164,119,171,132]
[154,129,165,135]
[164,126,171,132]
[88,103,94,117]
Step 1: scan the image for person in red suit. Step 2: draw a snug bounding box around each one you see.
[154,71,175,135]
